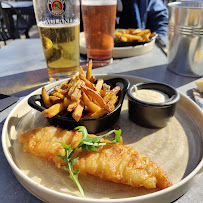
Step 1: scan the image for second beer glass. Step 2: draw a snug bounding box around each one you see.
[81,0,117,68]
[33,0,80,82]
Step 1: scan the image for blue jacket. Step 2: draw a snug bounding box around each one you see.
[116,0,168,36]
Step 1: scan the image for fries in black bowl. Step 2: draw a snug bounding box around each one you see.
[28,61,130,133]
[114,28,156,47]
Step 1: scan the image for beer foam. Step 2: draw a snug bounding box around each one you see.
[38,21,80,28]
[82,0,117,6]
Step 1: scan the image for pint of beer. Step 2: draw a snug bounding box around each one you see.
[33,0,80,82]
[81,0,117,68]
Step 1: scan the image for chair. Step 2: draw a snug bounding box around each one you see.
[0,1,35,44]
[0,13,9,45]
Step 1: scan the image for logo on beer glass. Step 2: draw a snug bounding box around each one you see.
[48,0,66,16]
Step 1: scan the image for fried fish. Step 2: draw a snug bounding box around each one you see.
[19,126,172,190]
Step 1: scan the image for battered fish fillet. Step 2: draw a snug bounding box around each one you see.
[19,126,172,190]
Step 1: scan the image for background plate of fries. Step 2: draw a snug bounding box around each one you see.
[114,28,157,47]
[80,31,157,58]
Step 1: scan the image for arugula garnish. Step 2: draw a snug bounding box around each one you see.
[57,142,85,198]
[75,126,121,152]
[58,126,121,197]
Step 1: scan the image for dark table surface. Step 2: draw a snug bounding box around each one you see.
[0,38,202,203]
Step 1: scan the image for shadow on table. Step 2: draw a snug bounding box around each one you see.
[0,68,49,96]
[116,64,201,89]
[0,63,201,98]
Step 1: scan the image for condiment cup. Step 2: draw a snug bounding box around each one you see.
[28,77,129,134]
[127,82,180,128]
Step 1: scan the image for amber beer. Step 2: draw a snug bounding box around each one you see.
[82,0,117,67]
[38,22,80,82]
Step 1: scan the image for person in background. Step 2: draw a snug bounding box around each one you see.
[116,0,169,37]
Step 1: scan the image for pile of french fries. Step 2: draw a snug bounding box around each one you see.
[114,28,156,43]
[41,61,120,122]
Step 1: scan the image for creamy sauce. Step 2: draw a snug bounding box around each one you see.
[133,89,168,103]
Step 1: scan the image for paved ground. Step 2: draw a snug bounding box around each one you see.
[0,25,40,48]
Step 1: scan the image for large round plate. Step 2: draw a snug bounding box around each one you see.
[2,75,203,203]
[80,32,156,58]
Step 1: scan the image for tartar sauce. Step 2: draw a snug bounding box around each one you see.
[133,89,168,103]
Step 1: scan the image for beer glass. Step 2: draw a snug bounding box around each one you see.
[81,0,117,68]
[33,0,80,82]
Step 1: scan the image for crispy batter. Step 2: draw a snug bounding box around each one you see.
[19,126,172,190]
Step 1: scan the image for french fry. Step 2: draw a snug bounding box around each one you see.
[103,92,114,102]
[89,75,96,83]
[82,92,101,113]
[42,103,66,118]
[61,83,69,90]
[131,29,142,35]
[71,87,81,102]
[136,29,150,36]
[142,34,150,42]
[49,96,62,104]
[111,86,121,94]
[95,79,104,92]
[67,100,79,112]
[108,94,118,106]
[81,85,107,110]
[63,97,71,108]
[106,102,115,112]
[79,66,96,90]
[54,87,68,95]
[103,92,118,108]
[102,83,111,91]
[72,71,79,80]
[54,87,61,92]
[121,29,125,34]
[125,29,131,34]
[122,33,142,41]
[59,78,71,89]
[68,79,78,96]
[150,32,156,38]
[86,60,92,80]
[137,37,145,42]
[42,87,52,108]
[114,32,122,37]
[52,92,65,99]
[120,36,128,42]
[72,102,84,122]
[87,108,109,118]
[50,91,57,96]
[100,89,107,97]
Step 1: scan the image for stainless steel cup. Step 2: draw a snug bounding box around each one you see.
[167,1,203,77]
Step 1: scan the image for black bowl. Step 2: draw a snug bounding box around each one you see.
[114,38,152,47]
[127,82,180,128]
[28,77,129,133]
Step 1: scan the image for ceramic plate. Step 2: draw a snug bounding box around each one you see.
[80,32,156,58]
[2,75,203,203]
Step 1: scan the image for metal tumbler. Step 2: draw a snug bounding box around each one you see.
[167,1,203,77]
